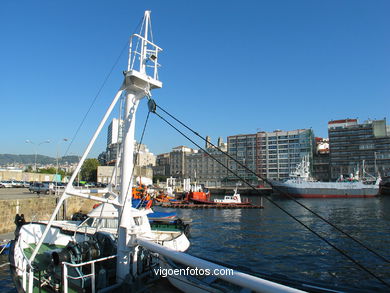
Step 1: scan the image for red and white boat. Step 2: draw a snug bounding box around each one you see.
[271,157,381,198]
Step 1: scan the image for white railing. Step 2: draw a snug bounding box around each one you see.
[17,238,34,292]
[128,33,162,80]
[62,255,116,293]
[137,238,305,293]
[18,236,304,293]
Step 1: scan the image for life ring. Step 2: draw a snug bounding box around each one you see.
[233,196,238,201]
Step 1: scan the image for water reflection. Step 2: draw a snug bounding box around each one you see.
[158,196,390,291]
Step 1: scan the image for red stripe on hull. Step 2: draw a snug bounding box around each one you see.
[285,194,378,198]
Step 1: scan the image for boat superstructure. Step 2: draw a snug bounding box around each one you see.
[214,184,242,204]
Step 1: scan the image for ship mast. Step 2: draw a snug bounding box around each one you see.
[117,10,162,282]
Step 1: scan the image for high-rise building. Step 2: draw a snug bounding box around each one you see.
[328,118,390,179]
[228,128,314,181]
[106,118,124,164]
[107,118,123,147]
[227,133,257,182]
[258,129,314,180]
[106,118,155,166]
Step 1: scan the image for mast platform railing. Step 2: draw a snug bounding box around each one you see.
[128,33,162,80]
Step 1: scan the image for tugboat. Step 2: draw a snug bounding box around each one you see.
[214,184,243,204]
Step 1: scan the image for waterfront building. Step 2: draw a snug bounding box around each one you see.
[107,118,123,146]
[153,153,170,177]
[170,146,197,179]
[106,143,120,165]
[134,142,156,167]
[97,165,153,185]
[257,129,314,180]
[227,133,257,182]
[106,118,124,164]
[228,129,314,181]
[312,137,330,181]
[186,137,228,186]
[328,118,390,180]
[105,118,155,167]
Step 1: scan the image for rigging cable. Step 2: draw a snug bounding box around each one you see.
[156,103,390,264]
[151,102,390,289]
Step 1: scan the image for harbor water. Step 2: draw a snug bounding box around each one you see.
[166,195,390,292]
[1,196,390,291]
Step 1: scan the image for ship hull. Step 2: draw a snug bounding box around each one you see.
[272,181,379,198]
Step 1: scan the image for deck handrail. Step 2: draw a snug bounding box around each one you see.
[137,238,305,293]
[62,255,116,293]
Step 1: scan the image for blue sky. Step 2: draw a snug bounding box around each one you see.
[1,0,389,158]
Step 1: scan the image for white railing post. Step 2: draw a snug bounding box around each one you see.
[91,262,96,293]
[63,263,68,293]
[22,259,26,291]
[28,267,34,293]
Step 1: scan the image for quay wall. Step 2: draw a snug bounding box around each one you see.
[0,170,54,182]
[208,187,272,195]
[0,195,98,234]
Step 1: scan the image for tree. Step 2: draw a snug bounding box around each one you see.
[153,174,168,184]
[24,165,33,173]
[38,167,57,174]
[80,158,100,182]
[37,167,68,177]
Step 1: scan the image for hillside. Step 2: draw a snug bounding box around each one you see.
[0,154,79,165]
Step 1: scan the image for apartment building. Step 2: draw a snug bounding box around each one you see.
[153,153,170,176]
[170,146,197,178]
[328,118,390,179]
[228,129,314,181]
[186,138,228,185]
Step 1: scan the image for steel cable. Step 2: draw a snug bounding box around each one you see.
[155,103,390,265]
[151,103,390,289]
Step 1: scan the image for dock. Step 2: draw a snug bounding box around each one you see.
[160,203,263,209]
[208,187,272,196]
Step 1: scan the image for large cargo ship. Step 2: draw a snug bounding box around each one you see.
[271,157,381,198]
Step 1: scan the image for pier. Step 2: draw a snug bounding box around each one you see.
[208,187,272,196]
[160,202,263,209]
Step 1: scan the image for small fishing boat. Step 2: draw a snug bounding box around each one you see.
[214,184,243,204]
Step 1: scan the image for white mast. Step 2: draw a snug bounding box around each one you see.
[116,10,162,282]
